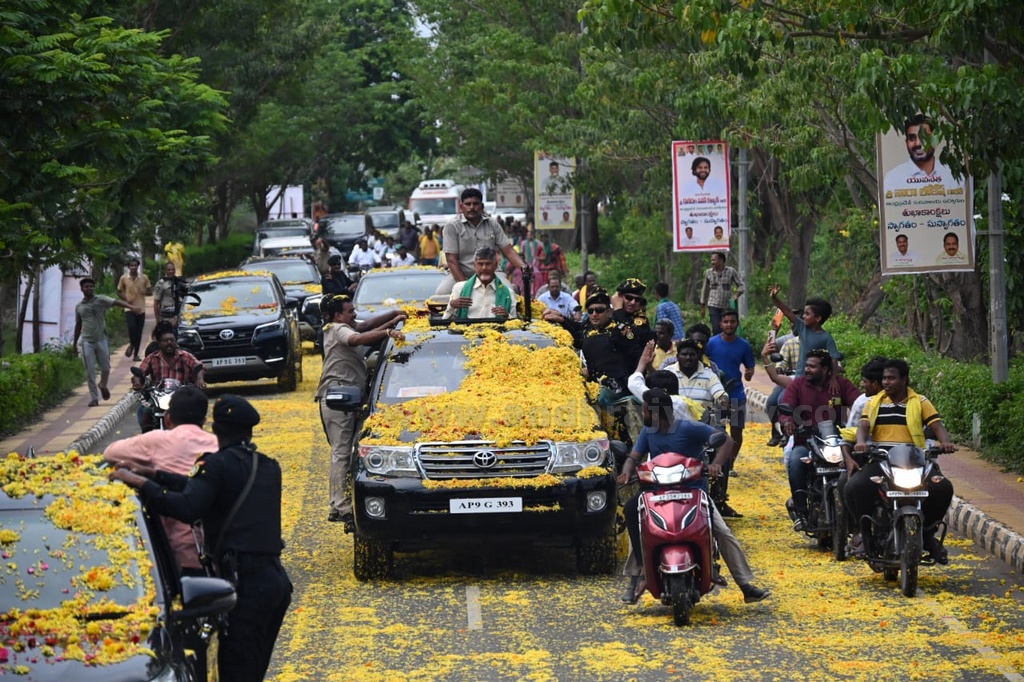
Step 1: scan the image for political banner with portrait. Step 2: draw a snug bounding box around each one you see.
[671,140,731,252]
[877,117,974,275]
[534,153,575,230]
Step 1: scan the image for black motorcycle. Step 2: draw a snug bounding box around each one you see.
[780,407,848,561]
[854,443,947,597]
[130,367,182,432]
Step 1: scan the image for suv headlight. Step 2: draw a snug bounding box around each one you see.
[550,438,609,473]
[358,445,418,477]
[254,318,286,336]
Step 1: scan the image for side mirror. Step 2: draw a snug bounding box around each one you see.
[707,431,728,449]
[130,366,144,378]
[768,352,783,363]
[778,403,794,417]
[170,576,236,622]
[284,296,300,309]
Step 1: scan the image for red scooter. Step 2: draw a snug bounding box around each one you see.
[636,451,715,626]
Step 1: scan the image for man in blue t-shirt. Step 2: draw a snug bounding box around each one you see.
[704,309,755,517]
[616,388,770,605]
[769,285,841,377]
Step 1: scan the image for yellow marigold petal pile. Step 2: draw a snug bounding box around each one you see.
[363,326,598,447]
[0,452,159,669]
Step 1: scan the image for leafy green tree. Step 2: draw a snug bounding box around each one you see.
[0,0,227,350]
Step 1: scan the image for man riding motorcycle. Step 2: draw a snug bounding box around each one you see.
[778,349,861,531]
[134,322,206,430]
[617,388,770,605]
[845,358,956,563]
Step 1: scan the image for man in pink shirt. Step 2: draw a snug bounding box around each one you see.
[103,385,218,575]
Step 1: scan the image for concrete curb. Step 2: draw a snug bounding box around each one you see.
[69,392,140,455]
[948,498,1024,576]
[745,387,1022,575]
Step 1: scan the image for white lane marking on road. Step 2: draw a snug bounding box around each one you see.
[466,585,482,630]
[923,593,1024,681]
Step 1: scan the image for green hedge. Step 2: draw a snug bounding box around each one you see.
[740,310,1024,472]
[0,346,85,438]
[144,233,255,282]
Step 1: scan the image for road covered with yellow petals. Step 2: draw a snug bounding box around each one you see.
[241,355,1024,681]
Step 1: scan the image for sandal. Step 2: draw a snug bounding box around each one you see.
[846,533,865,559]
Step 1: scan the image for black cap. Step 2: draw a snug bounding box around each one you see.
[616,277,647,296]
[585,287,611,308]
[327,254,342,266]
[212,394,261,428]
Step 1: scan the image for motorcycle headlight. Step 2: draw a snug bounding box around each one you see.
[156,393,174,411]
[550,439,609,473]
[358,445,418,477]
[892,466,925,490]
[821,444,845,464]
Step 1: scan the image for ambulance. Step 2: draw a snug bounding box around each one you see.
[408,179,465,228]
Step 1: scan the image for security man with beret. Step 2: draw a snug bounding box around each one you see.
[112,393,292,682]
[612,278,655,368]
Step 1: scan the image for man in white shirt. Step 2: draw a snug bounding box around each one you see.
[883,114,958,189]
[444,246,518,319]
[389,245,418,267]
[348,238,380,269]
[536,272,577,318]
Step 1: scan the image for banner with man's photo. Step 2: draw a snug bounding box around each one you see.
[671,140,731,252]
[534,153,576,230]
[877,116,974,275]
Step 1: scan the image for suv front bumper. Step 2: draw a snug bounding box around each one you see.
[353,471,616,551]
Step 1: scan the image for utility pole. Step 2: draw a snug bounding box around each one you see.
[988,164,1008,383]
[736,148,750,318]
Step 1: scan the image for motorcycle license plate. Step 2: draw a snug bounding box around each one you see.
[815,467,843,475]
[449,497,522,514]
[651,492,693,502]
[210,356,247,367]
[886,490,928,498]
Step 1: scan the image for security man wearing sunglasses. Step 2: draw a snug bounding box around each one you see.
[612,278,655,368]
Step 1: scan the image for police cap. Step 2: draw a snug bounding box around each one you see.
[212,394,261,428]
[616,277,647,297]
[585,287,611,308]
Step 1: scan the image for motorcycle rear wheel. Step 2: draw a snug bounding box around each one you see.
[900,515,921,597]
[667,574,694,626]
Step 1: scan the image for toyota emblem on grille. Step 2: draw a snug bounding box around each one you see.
[472,450,498,469]
[219,329,235,340]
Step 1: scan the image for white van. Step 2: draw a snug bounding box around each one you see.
[409,179,465,228]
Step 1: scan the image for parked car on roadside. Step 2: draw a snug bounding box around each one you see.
[177,271,303,391]
[0,452,237,680]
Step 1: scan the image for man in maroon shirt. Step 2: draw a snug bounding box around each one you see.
[779,349,861,530]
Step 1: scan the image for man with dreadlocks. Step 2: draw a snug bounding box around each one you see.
[316,294,407,529]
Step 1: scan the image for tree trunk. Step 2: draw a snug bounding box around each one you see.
[929,271,988,360]
[16,271,33,354]
[854,270,888,326]
[31,271,42,353]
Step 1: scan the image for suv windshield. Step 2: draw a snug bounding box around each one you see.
[322,215,366,237]
[187,278,279,314]
[256,226,308,241]
[242,260,318,284]
[377,333,554,403]
[354,273,444,305]
[369,213,401,230]
[411,198,457,216]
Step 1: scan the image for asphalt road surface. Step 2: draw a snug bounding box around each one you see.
[97,356,1024,681]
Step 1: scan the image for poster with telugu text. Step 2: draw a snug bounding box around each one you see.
[672,140,731,252]
[534,152,576,230]
[877,120,974,276]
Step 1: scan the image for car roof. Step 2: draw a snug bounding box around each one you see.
[360,267,442,280]
[258,236,313,247]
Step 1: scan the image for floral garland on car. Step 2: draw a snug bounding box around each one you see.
[362,326,601,448]
[0,453,159,670]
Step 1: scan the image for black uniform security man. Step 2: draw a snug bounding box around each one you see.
[112,394,292,682]
[612,278,655,368]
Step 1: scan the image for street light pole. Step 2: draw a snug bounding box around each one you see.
[736,148,750,318]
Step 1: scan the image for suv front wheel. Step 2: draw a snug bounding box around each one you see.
[576,530,618,575]
[353,534,393,581]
